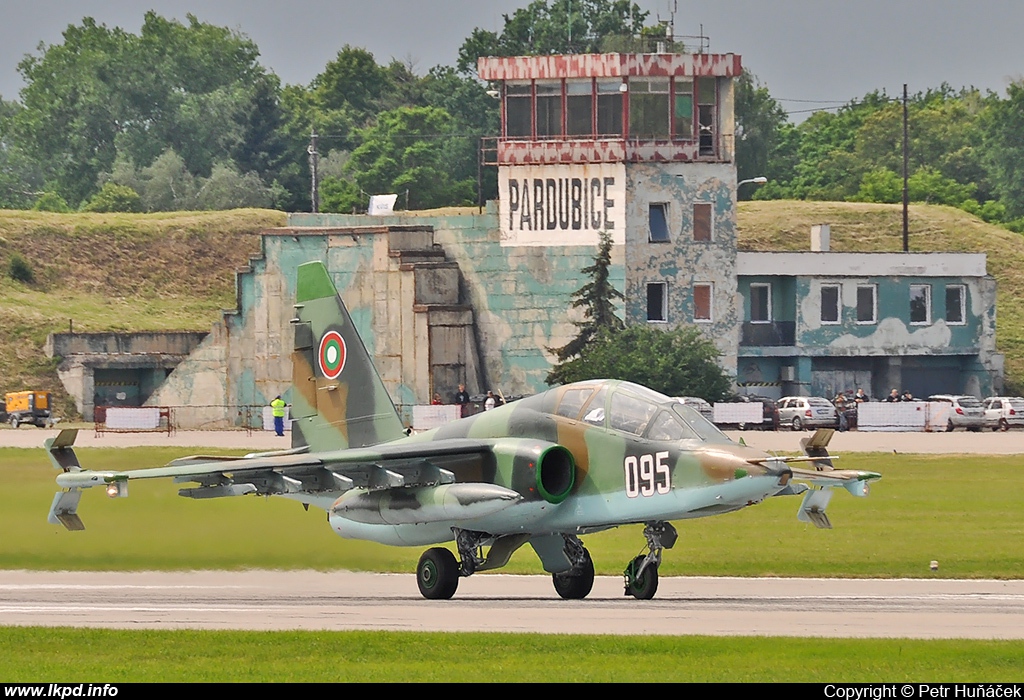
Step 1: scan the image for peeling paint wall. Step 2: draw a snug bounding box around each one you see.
[735,254,1002,397]
[623,162,739,374]
[292,205,624,398]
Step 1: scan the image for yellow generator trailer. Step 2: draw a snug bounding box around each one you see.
[2,391,54,428]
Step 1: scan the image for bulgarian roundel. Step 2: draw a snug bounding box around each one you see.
[318,330,347,380]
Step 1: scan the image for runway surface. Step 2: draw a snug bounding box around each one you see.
[2,570,1022,638]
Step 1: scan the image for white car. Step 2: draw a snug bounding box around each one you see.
[776,396,838,431]
[982,396,1024,431]
[926,395,986,432]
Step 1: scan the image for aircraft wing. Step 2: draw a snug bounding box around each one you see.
[46,429,503,530]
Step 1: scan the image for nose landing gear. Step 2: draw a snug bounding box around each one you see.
[623,521,677,600]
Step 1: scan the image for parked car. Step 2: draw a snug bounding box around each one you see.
[982,396,1024,431]
[926,394,986,432]
[720,394,779,431]
[673,396,714,423]
[776,396,839,431]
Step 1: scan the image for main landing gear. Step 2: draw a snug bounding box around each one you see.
[552,534,594,600]
[415,523,678,601]
[623,521,677,600]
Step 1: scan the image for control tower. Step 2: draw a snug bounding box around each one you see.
[478,52,744,371]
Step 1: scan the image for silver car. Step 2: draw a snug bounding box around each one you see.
[776,396,838,431]
[982,396,1024,431]
[927,395,986,432]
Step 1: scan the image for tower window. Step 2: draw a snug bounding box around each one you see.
[647,283,667,322]
[694,284,712,322]
[649,204,669,242]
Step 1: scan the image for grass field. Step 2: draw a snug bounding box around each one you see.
[1,628,1023,682]
[3,446,1023,578]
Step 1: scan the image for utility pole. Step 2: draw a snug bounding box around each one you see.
[902,84,909,252]
[308,128,320,214]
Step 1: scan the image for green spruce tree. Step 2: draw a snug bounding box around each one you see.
[547,230,624,384]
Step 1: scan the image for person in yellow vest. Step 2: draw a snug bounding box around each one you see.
[270,395,287,436]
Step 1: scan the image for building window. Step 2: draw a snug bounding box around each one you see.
[910,284,931,325]
[629,78,670,139]
[697,77,717,155]
[596,80,623,137]
[693,203,712,241]
[535,81,561,138]
[856,285,877,324]
[505,83,532,138]
[649,204,669,242]
[946,285,966,325]
[566,80,593,137]
[694,283,712,322]
[750,283,771,323]
[820,284,840,324]
[647,283,667,322]
[673,79,693,139]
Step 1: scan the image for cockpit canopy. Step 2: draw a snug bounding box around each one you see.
[547,380,729,444]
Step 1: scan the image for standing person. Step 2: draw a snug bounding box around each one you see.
[901,390,915,402]
[834,394,849,432]
[454,384,470,417]
[431,393,442,405]
[484,391,496,411]
[270,395,286,437]
[854,388,870,403]
[885,389,900,402]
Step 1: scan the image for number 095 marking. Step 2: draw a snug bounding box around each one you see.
[624,451,670,498]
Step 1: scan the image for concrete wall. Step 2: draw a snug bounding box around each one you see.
[47,331,209,421]
[623,162,739,374]
[292,204,626,398]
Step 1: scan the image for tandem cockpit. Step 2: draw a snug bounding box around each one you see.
[521,379,732,445]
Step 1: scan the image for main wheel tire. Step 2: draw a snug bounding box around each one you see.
[1000,418,1010,432]
[416,547,460,600]
[626,555,659,600]
[946,420,955,433]
[552,547,595,600]
[791,417,803,431]
[9,416,18,429]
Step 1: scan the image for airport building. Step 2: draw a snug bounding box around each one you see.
[48,49,1003,425]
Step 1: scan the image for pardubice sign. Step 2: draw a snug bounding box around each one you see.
[499,164,626,246]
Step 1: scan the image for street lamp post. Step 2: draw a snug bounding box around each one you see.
[737,177,767,187]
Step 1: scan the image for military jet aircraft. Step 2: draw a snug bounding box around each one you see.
[46,261,880,600]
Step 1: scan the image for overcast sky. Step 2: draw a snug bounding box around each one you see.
[1,0,1022,120]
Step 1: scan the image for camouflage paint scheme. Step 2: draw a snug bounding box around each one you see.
[46,261,880,600]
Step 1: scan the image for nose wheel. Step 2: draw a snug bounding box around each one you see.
[623,521,677,600]
[625,555,659,599]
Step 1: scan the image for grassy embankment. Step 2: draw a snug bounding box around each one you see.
[4,447,1022,577]
[0,202,1021,415]
[2,628,1022,682]
[0,209,285,416]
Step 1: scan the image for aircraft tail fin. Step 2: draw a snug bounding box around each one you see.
[288,261,407,452]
